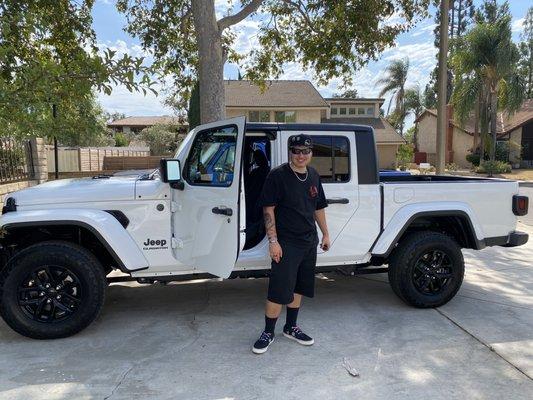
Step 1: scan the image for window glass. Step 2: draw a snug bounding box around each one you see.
[366,107,374,116]
[358,107,365,115]
[349,108,356,115]
[275,111,297,123]
[287,135,350,183]
[331,108,338,115]
[339,108,347,115]
[249,111,270,122]
[249,111,259,122]
[185,126,237,186]
[260,111,270,122]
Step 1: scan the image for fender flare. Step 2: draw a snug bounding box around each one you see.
[0,209,149,272]
[371,202,485,257]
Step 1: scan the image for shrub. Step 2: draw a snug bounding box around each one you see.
[475,160,511,175]
[114,132,129,147]
[466,153,480,167]
[396,144,414,170]
[140,124,183,155]
[445,163,459,171]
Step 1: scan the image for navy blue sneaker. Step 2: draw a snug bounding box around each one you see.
[252,331,275,354]
[283,325,314,346]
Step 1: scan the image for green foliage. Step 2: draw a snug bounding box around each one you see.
[466,152,481,166]
[188,81,200,130]
[118,0,429,109]
[475,160,511,174]
[451,1,524,161]
[396,143,414,170]
[140,124,183,156]
[378,58,409,135]
[386,110,404,134]
[403,126,416,145]
[0,0,155,144]
[114,132,130,147]
[518,6,533,98]
[332,89,358,98]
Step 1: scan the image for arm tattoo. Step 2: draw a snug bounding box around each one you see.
[263,209,277,240]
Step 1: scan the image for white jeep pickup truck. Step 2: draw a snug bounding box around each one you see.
[0,116,529,339]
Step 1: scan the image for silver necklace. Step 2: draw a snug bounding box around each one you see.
[290,164,308,182]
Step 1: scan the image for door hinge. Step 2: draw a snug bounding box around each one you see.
[170,202,182,212]
[171,237,183,249]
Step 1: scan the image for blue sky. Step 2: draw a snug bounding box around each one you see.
[93,0,530,121]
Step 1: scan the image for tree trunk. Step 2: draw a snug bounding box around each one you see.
[489,88,498,161]
[191,0,226,124]
[473,95,479,151]
[450,1,455,38]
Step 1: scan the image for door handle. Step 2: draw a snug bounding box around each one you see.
[326,198,349,204]
[212,206,233,216]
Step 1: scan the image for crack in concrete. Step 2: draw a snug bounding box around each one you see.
[103,365,134,400]
[435,308,532,381]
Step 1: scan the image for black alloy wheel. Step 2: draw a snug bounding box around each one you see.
[18,265,82,323]
[412,250,454,296]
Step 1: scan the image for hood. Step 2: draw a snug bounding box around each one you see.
[9,176,137,206]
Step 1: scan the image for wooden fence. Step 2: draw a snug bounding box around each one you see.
[103,156,162,171]
[47,146,150,172]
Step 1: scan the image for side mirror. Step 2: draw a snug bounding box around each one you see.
[160,159,185,190]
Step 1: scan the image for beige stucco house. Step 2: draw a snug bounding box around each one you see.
[225,80,405,169]
[225,80,329,123]
[416,100,533,168]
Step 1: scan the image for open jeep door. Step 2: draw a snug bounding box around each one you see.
[172,116,246,278]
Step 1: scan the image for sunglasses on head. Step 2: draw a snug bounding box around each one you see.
[290,147,312,155]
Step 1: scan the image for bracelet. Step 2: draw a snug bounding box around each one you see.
[268,238,278,244]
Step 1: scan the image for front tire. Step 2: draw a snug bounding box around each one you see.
[0,241,106,339]
[388,231,464,308]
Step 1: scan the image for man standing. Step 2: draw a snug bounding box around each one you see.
[252,134,330,354]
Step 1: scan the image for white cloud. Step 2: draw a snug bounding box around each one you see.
[512,18,524,34]
[98,83,174,116]
[97,39,153,59]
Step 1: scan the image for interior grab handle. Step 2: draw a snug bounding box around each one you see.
[212,206,233,216]
[326,198,349,204]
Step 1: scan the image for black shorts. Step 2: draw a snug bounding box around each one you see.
[267,241,317,305]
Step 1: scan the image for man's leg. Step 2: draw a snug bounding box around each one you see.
[285,293,302,328]
[264,300,282,334]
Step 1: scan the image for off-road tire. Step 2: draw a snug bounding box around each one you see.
[388,231,464,308]
[0,241,106,339]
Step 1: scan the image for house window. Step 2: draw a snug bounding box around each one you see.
[366,107,374,116]
[249,111,270,122]
[288,135,350,183]
[275,111,296,123]
[339,108,347,115]
[331,108,338,115]
[349,108,356,115]
[358,107,365,115]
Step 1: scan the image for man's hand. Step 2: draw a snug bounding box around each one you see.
[320,234,331,251]
[269,242,283,263]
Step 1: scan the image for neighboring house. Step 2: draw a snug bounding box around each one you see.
[225,80,404,169]
[225,80,329,123]
[416,100,533,168]
[107,116,187,134]
[322,98,406,169]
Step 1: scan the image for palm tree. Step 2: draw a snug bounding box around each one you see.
[377,58,409,135]
[404,85,424,148]
[451,8,524,161]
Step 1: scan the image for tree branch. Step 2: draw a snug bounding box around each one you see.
[217,0,264,31]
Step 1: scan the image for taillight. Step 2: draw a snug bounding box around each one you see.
[513,195,528,216]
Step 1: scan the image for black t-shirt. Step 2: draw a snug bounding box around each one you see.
[258,163,327,246]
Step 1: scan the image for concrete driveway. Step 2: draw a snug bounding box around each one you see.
[1,219,532,398]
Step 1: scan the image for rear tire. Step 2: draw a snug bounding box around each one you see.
[0,241,106,339]
[388,231,464,308]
